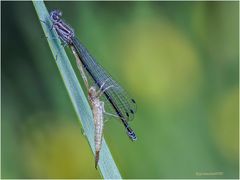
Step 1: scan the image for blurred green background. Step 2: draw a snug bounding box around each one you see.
[1,1,239,179]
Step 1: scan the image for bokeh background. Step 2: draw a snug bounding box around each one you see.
[2,1,239,179]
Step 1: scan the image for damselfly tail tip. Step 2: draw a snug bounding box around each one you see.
[127,130,137,141]
[95,151,100,169]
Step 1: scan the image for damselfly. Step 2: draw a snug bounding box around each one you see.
[88,82,114,168]
[71,45,105,168]
[49,10,137,141]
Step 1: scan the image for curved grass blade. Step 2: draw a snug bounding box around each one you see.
[32,1,122,178]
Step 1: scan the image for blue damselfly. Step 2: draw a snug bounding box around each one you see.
[49,10,137,141]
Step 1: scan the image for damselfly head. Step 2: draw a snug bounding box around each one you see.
[50,10,62,22]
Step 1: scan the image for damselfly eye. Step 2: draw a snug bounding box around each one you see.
[50,10,62,21]
[52,15,58,21]
[55,10,62,17]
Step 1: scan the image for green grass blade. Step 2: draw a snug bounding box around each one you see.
[32,1,122,179]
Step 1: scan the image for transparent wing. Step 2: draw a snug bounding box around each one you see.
[72,37,137,122]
